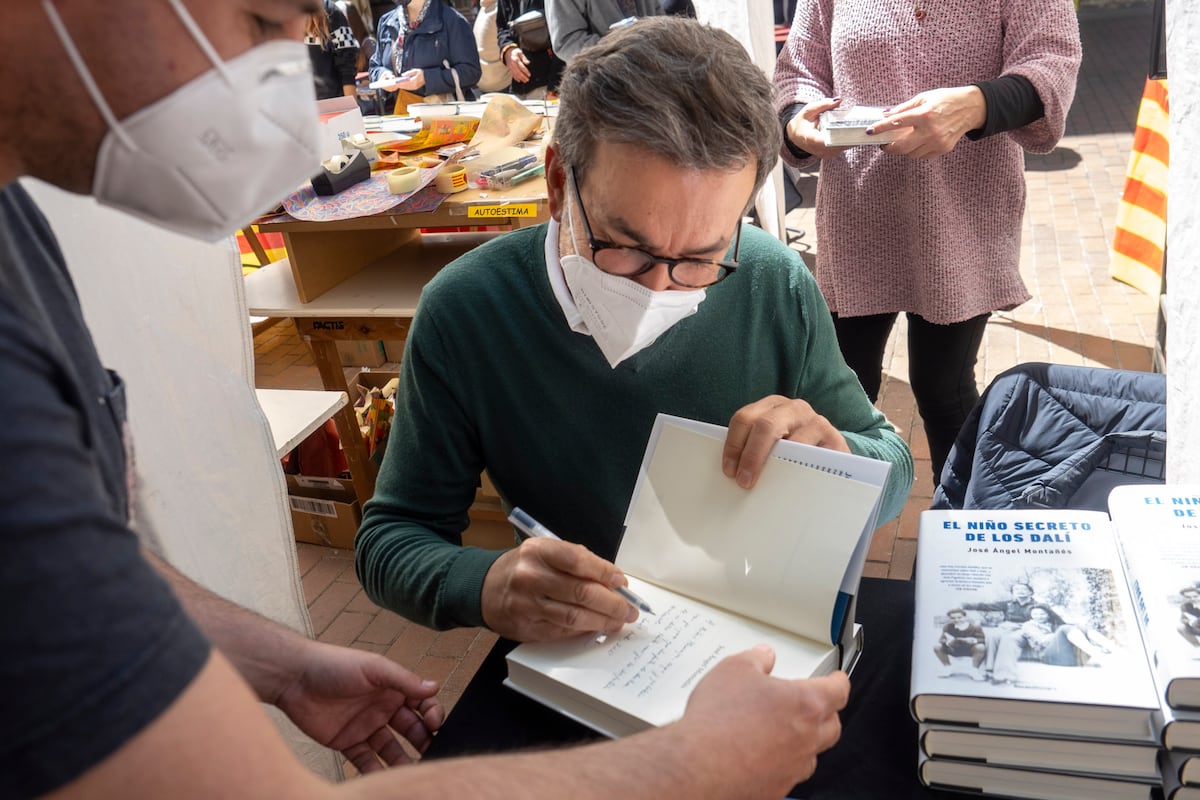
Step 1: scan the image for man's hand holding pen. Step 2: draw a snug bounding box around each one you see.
[480,532,640,642]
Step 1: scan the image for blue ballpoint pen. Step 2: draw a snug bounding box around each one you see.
[508,506,655,615]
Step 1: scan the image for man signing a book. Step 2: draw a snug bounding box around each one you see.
[356,17,913,643]
[2,3,848,798]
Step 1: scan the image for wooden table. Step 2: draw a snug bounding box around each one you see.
[256,178,550,303]
[245,125,552,502]
[244,231,513,504]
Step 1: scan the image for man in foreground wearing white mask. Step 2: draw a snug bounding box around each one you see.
[1,2,852,798]
[356,17,914,643]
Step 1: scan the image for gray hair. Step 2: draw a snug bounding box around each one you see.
[553,16,781,199]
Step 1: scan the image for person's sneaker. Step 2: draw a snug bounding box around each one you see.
[937,665,954,678]
[971,667,988,681]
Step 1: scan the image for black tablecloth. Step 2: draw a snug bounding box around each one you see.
[424,577,958,798]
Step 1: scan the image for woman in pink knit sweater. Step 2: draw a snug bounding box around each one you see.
[774,0,1081,484]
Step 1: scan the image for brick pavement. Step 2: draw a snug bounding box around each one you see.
[253,2,1159,753]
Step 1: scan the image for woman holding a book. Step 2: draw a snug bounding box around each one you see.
[773,0,1082,485]
[369,0,482,109]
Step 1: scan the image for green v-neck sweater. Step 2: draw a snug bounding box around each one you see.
[357,223,913,629]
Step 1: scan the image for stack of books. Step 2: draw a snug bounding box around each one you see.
[1158,703,1200,799]
[910,503,1166,799]
[1109,486,1200,800]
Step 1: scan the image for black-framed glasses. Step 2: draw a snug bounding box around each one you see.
[569,168,740,289]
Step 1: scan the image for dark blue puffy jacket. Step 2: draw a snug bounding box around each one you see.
[933,363,1166,512]
[370,1,482,101]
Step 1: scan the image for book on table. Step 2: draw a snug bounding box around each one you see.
[1108,485,1200,791]
[910,508,1161,743]
[818,104,903,147]
[1164,750,1200,796]
[917,754,1158,800]
[919,723,1161,781]
[503,413,891,738]
[1160,702,1200,751]
[1165,772,1200,800]
[1109,485,1200,712]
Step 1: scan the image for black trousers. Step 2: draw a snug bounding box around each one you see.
[832,311,990,486]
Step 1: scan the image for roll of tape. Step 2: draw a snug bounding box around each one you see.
[387,166,420,195]
[435,164,469,194]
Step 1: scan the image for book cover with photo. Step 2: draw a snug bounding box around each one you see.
[1110,485,1200,711]
[911,509,1160,742]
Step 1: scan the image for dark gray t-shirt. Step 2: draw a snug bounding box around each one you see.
[0,183,210,797]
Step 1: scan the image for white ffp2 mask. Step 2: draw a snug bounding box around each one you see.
[560,200,706,368]
[43,0,322,241]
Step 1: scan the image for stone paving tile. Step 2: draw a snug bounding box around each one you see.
[300,555,353,603]
[889,539,919,581]
[295,542,323,575]
[383,624,440,668]
[895,501,925,542]
[344,587,382,615]
[441,631,499,707]
[356,609,411,646]
[307,581,361,636]
[317,610,373,647]
[333,562,361,584]
[413,655,460,686]
[427,626,485,659]
[866,525,896,564]
[862,561,890,580]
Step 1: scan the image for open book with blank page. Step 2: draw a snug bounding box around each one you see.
[504,413,891,738]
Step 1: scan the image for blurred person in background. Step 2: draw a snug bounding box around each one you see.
[546,0,692,63]
[475,0,513,94]
[306,0,360,99]
[370,0,482,108]
[497,0,563,99]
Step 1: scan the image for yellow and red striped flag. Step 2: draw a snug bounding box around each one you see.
[235,226,288,275]
[1110,78,1168,297]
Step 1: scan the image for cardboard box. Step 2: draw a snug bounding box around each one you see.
[286,474,361,549]
[316,96,365,160]
[336,339,386,367]
[382,340,408,363]
[349,370,400,402]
